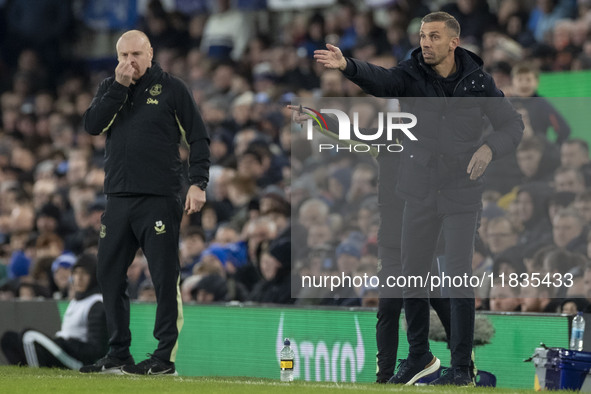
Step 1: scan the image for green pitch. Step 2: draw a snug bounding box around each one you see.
[0,366,542,393]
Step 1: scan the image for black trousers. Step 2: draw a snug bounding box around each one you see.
[401,201,478,368]
[376,245,451,381]
[98,195,184,363]
[1,331,80,369]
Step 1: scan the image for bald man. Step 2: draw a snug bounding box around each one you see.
[80,30,210,375]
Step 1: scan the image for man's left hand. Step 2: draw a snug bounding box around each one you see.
[467,144,493,180]
[185,185,206,214]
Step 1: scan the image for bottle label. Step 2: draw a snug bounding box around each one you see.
[573,328,584,340]
[280,360,293,370]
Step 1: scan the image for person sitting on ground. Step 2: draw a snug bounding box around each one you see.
[0,254,108,369]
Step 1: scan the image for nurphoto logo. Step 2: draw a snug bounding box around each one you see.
[304,108,418,153]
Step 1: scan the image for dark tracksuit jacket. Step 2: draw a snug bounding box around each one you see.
[83,62,210,363]
[341,47,523,368]
[343,47,523,213]
[84,62,210,194]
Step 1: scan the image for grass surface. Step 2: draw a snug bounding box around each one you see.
[0,366,546,393]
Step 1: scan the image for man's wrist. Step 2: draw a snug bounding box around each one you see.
[339,58,347,71]
[193,180,207,191]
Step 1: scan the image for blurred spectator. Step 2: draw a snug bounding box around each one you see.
[515,137,560,183]
[560,139,591,186]
[489,284,521,311]
[561,298,589,314]
[528,0,576,43]
[493,247,527,279]
[5,0,71,82]
[247,238,292,304]
[552,207,587,254]
[321,240,362,307]
[441,0,496,45]
[192,274,227,303]
[213,224,240,245]
[298,198,330,229]
[510,63,570,144]
[179,226,206,280]
[51,252,75,299]
[200,0,253,61]
[554,166,586,193]
[515,182,553,248]
[520,284,560,312]
[487,61,513,93]
[487,216,520,256]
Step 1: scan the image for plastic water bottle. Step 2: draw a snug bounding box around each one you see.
[570,312,585,351]
[280,338,294,382]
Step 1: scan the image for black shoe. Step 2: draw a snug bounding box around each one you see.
[79,355,135,374]
[121,355,178,376]
[430,367,475,387]
[388,355,440,385]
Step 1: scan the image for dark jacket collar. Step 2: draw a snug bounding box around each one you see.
[405,47,482,81]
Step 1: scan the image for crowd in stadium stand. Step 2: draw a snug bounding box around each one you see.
[0,0,591,312]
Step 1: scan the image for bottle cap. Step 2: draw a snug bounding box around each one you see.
[284,338,290,346]
[578,311,584,315]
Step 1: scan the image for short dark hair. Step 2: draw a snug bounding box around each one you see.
[511,62,540,79]
[421,12,460,37]
[564,138,590,155]
[517,136,544,153]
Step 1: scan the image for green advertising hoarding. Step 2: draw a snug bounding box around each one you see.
[57,302,568,389]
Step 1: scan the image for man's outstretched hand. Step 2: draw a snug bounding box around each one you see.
[286,105,313,124]
[314,44,347,71]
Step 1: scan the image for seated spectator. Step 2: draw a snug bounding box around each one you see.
[35,202,62,237]
[487,216,520,257]
[213,224,240,245]
[489,284,521,312]
[179,226,206,280]
[1,254,108,369]
[191,274,227,303]
[515,137,560,183]
[200,0,253,61]
[547,191,576,225]
[298,198,330,230]
[561,298,589,314]
[554,166,586,194]
[515,182,554,248]
[520,284,560,312]
[560,139,591,187]
[361,286,379,308]
[509,63,570,143]
[493,247,527,280]
[320,241,362,307]
[441,0,496,45]
[552,207,587,254]
[248,238,292,304]
[51,252,75,300]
